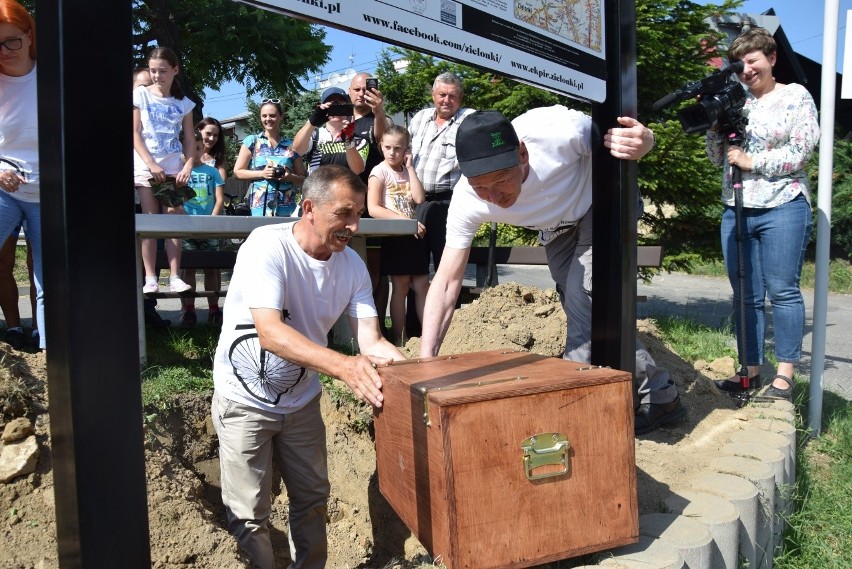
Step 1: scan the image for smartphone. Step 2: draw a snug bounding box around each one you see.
[365,77,379,92]
[327,103,354,116]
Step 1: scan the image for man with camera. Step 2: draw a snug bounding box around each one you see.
[292,86,368,176]
[420,107,686,436]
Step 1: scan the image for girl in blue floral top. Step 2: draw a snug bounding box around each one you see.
[233,99,305,217]
[706,28,819,400]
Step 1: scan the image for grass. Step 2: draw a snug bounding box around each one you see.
[140,326,219,410]
[686,257,852,295]
[775,392,852,568]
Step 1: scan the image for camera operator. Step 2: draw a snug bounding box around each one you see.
[233,98,305,217]
[706,28,819,399]
[292,87,368,176]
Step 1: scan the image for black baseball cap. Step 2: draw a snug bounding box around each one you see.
[457,110,520,178]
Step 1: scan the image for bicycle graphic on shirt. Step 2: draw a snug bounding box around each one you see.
[228,324,306,405]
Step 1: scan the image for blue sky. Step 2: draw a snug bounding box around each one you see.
[203,0,850,120]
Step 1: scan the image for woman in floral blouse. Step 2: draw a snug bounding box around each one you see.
[706,27,819,400]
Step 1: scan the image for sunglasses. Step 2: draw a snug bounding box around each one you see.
[261,98,281,104]
[0,36,25,51]
[0,155,29,182]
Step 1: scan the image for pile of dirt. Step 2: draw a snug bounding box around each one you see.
[0,283,752,568]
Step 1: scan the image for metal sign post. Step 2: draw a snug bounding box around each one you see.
[37,0,151,566]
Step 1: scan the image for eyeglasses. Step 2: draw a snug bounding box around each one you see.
[0,36,24,51]
[261,98,281,104]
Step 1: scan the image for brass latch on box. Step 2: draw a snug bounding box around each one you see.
[521,433,570,480]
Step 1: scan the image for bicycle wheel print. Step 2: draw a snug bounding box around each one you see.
[228,332,306,405]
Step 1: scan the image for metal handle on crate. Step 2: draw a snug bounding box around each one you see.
[521,433,570,480]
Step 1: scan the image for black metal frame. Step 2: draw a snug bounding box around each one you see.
[591,0,639,372]
[36,0,638,565]
[37,0,151,566]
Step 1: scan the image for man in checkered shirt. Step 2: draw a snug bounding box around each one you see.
[408,72,475,270]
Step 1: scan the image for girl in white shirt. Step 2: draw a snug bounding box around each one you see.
[133,46,195,293]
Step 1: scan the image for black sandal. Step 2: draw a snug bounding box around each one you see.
[715,372,761,393]
[763,374,793,400]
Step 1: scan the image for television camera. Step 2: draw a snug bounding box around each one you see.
[653,61,747,135]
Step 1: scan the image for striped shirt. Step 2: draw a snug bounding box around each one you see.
[408,106,474,195]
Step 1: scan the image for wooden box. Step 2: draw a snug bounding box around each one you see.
[373,350,638,569]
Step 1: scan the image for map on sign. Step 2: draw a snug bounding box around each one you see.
[514,0,603,53]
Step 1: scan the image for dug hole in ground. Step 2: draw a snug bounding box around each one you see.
[1,283,767,568]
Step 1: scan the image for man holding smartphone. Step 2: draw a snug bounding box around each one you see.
[349,73,390,185]
[292,86,368,176]
[349,73,393,333]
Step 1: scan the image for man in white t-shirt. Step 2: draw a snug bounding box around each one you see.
[211,165,404,568]
[420,107,685,436]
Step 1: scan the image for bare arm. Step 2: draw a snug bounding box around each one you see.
[291,120,316,157]
[350,315,405,362]
[406,153,425,204]
[366,88,388,142]
[344,135,366,175]
[233,144,275,181]
[176,113,196,185]
[211,184,225,216]
[420,246,470,357]
[252,307,393,407]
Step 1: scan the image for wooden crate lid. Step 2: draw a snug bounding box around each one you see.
[379,349,631,407]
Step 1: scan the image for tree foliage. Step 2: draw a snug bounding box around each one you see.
[375,48,579,123]
[636,0,742,269]
[131,0,331,117]
[810,133,852,260]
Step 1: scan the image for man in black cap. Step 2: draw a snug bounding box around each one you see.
[419,106,685,435]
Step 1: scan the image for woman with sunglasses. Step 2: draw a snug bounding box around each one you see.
[233,98,305,217]
[0,0,44,351]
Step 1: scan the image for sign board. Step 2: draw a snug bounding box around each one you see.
[843,10,852,99]
[238,0,606,102]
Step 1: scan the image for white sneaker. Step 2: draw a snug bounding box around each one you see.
[169,277,192,293]
[143,280,159,293]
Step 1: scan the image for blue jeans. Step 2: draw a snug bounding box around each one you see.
[721,194,811,366]
[0,193,44,349]
[545,207,677,405]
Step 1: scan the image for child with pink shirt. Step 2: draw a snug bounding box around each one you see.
[367,125,429,346]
